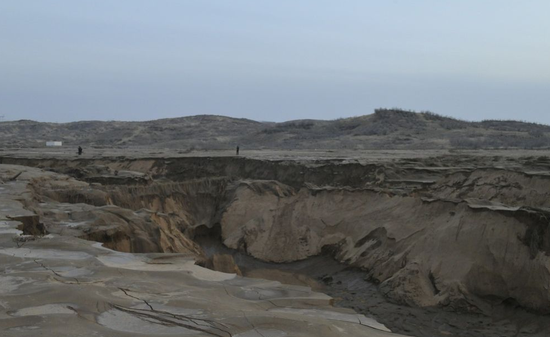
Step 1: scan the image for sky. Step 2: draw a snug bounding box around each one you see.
[1,1,549,124]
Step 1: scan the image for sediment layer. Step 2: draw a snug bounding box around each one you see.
[5,153,549,315]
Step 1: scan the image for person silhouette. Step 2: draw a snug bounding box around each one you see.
[78,146,83,155]
[236,146,240,155]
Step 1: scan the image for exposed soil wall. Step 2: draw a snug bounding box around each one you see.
[9,154,550,316]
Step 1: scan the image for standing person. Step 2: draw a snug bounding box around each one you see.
[236,145,240,156]
[78,146,83,155]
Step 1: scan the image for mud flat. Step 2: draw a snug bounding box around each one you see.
[194,232,550,337]
[1,149,550,336]
[215,250,550,337]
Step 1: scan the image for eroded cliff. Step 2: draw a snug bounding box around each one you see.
[11,153,549,320]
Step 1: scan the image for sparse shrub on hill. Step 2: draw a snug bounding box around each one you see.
[332,118,361,131]
[2,110,549,150]
[374,108,418,119]
[423,111,470,130]
[481,119,550,133]
[261,121,315,134]
[356,108,427,136]
[450,134,550,149]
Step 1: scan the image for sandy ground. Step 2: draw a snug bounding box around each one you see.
[3,147,550,162]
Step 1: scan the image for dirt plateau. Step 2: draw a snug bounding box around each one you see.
[2,152,550,336]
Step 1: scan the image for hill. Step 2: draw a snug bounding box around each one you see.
[1,109,550,150]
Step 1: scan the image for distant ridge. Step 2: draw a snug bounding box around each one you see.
[1,110,549,150]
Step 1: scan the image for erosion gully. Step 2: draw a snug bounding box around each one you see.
[3,154,550,337]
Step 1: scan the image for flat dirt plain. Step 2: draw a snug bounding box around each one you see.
[1,147,550,337]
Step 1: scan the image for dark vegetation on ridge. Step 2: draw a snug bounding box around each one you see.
[2,109,550,150]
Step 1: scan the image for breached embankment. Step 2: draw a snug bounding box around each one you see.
[1,164,402,337]
[3,153,550,336]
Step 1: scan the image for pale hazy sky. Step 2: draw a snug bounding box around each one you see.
[1,1,549,124]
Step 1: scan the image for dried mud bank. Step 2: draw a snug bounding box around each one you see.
[3,154,550,335]
[193,242,550,337]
